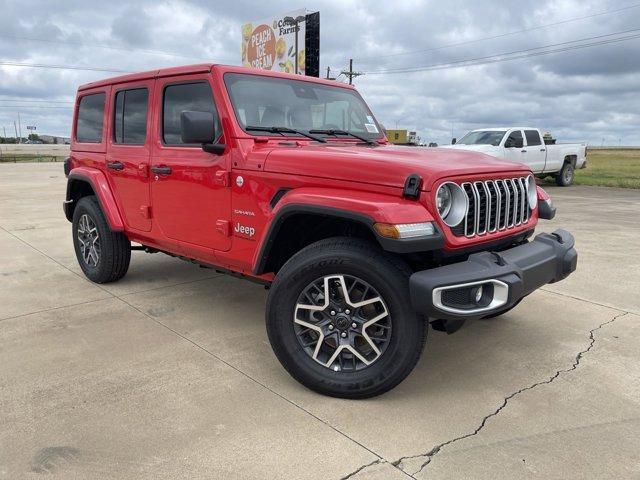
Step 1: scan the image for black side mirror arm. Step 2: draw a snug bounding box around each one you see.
[202,143,226,155]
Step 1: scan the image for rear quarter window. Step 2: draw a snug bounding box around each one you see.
[76,93,106,143]
[525,130,541,146]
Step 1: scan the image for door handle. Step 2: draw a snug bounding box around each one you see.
[521,149,527,153]
[150,166,172,175]
[107,161,124,171]
[540,148,546,152]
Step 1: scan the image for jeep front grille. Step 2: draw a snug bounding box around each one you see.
[451,177,531,238]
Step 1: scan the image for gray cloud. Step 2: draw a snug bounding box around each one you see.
[1,0,639,145]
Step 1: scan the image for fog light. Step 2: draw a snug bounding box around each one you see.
[472,285,483,303]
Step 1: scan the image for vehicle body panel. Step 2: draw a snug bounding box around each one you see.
[150,72,232,252]
[106,78,155,232]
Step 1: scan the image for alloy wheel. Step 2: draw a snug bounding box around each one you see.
[77,213,101,267]
[564,165,574,184]
[293,274,392,372]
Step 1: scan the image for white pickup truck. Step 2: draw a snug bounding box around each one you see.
[442,127,587,186]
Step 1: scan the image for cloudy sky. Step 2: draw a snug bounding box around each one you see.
[2,0,640,145]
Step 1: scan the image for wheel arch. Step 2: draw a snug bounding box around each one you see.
[253,205,379,275]
[253,194,444,275]
[64,167,124,231]
[563,154,577,167]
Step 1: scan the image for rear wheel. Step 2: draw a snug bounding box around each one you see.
[555,162,574,186]
[72,196,131,283]
[266,238,426,399]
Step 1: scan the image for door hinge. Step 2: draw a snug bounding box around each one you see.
[214,170,230,187]
[140,205,151,219]
[138,163,149,179]
[216,220,230,236]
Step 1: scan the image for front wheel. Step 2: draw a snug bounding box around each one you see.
[266,238,426,399]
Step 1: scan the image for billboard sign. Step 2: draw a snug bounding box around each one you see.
[241,9,319,77]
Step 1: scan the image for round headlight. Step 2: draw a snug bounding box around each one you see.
[436,184,452,218]
[526,175,537,210]
[436,182,467,227]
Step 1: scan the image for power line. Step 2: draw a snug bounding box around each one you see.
[365,28,640,75]
[0,99,73,104]
[0,61,130,73]
[0,105,73,109]
[354,2,640,62]
[0,33,205,61]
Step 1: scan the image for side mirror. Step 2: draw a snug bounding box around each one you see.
[181,111,215,143]
[181,111,225,154]
[451,138,457,145]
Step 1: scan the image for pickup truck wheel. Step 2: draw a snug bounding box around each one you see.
[72,196,131,283]
[266,238,426,399]
[556,162,574,186]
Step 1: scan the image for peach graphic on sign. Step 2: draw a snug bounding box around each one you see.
[276,38,286,59]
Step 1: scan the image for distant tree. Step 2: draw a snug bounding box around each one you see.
[28,133,41,141]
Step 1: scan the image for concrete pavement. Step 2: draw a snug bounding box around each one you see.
[1,163,638,479]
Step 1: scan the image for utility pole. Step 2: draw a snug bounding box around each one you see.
[14,121,18,140]
[340,59,363,85]
[325,66,336,80]
[17,112,22,143]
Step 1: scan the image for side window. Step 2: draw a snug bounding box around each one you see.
[76,93,106,143]
[114,88,148,144]
[524,130,541,146]
[163,82,219,145]
[505,130,523,147]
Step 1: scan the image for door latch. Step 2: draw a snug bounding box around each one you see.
[214,170,230,187]
[140,205,151,219]
[216,220,230,236]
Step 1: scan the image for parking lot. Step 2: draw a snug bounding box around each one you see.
[1,162,639,479]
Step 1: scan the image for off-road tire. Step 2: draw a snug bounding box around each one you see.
[555,162,574,186]
[266,237,427,399]
[72,196,131,283]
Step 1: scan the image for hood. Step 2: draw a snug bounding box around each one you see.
[261,143,527,191]
[440,144,502,155]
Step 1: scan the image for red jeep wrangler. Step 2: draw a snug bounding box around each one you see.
[64,64,577,398]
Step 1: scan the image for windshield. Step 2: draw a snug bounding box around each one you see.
[224,73,383,140]
[457,130,506,146]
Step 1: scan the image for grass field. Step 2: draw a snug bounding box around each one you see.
[542,148,640,189]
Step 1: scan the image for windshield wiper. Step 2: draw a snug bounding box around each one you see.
[246,125,326,143]
[309,129,377,145]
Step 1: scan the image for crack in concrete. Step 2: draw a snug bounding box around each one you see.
[391,310,629,477]
[339,459,382,479]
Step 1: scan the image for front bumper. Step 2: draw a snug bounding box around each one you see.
[410,229,577,321]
